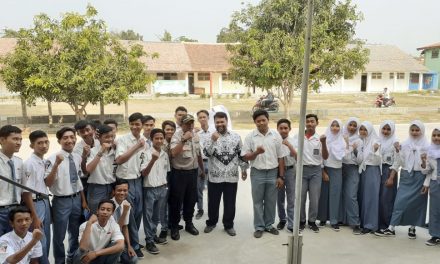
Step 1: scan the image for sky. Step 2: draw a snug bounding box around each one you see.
[1,0,439,55]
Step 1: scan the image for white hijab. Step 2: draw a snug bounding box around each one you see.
[359,121,380,173]
[325,119,346,161]
[343,117,360,145]
[400,120,430,172]
[427,127,440,159]
[379,120,398,155]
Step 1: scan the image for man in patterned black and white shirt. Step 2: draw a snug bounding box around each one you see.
[203,112,248,236]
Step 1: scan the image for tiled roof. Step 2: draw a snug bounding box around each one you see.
[417,42,440,51]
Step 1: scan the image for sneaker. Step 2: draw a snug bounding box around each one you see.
[204,225,215,233]
[319,221,326,227]
[145,243,159,255]
[254,230,263,238]
[309,222,319,233]
[154,235,168,245]
[178,224,184,230]
[185,223,199,236]
[287,227,293,233]
[135,248,145,258]
[425,237,440,246]
[170,229,180,241]
[376,228,395,237]
[352,226,362,235]
[139,244,145,249]
[265,226,279,235]
[331,224,340,232]
[408,227,416,239]
[159,230,167,239]
[225,227,236,236]
[299,222,306,232]
[360,228,372,235]
[195,210,204,220]
[277,220,286,230]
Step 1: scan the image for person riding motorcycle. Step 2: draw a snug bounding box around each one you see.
[261,91,274,107]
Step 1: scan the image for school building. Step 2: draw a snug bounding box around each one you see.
[0,39,435,97]
[417,42,440,90]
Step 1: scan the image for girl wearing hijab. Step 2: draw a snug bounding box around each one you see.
[317,119,347,231]
[358,121,382,234]
[378,120,399,231]
[421,127,440,246]
[376,120,429,238]
[340,117,363,234]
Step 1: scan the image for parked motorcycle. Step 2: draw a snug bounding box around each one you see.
[252,97,280,113]
[375,94,396,108]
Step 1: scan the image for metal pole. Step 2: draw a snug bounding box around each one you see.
[209,72,213,109]
[0,174,50,199]
[287,0,314,263]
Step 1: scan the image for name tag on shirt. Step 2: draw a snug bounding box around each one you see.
[313,149,320,156]
[386,156,391,162]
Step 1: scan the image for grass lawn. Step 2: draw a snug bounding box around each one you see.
[0,92,439,131]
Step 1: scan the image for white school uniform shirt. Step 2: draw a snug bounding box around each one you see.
[198,126,215,160]
[0,231,42,264]
[22,153,49,198]
[111,198,130,226]
[422,158,439,187]
[241,129,284,170]
[45,150,84,196]
[281,135,296,167]
[115,133,148,180]
[141,148,170,187]
[86,147,116,184]
[292,132,323,166]
[0,151,23,206]
[78,217,124,251]
[73,139,101,157]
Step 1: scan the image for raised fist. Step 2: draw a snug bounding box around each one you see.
[256,146,265,154]
[211,132,220,142]
[55,154,64,165]
[32,229,43,241]
[320,135,327,143]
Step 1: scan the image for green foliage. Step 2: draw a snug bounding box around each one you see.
[0,5,154,120]
[158,30,198,42]
[159,30,172,41]
[225,0,369,117]
[216,27,241,43]
[175,36,198,42]
[111,29,143,41]
[1,29,21,38]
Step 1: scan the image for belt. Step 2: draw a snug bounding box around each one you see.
[33,195,48,202]
[203,159,208,162]
[0,204,19,209]
[285,165,294,170]
[54,192,81,199]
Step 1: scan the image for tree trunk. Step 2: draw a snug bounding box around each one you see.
[74,105,81,121]
[284,101,291,119]
[124,99,129,123]
[20,96,28,128]
[99,100,105,121]
[47,101,54,128]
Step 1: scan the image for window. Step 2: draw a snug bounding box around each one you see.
[397,73,405,79]
[432,49,439,59]
[222,73,230,81]
[371,72,382,79]
[198,72,210,81]
[156,73,177,80]
[389,73,394,79]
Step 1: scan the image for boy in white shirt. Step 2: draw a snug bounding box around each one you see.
[0,206,43,264]
[141,129,170,254]
[73,200,124,264]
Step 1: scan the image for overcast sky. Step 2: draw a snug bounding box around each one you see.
[1,0,439,55]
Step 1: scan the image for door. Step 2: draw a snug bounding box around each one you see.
[361,74,367,92]
[188,73,194,94]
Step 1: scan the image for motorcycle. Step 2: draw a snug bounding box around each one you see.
[375,94,396,108]
[252,97,280,113]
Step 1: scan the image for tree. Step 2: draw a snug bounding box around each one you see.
[158,30,172,41]
[175,36,198,42]
[111,29,143,41]
[225,0,369,117]
[216,27,240,43]
[158,30,198,42]
[1,29,21,38]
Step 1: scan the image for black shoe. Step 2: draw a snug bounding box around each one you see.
[225,227,236,236]
[254,230,263,238]
[308,222,319,233]
[139,244,145,249]
[408,227,416,239]
[154,235,168,245]
[185,223,199,236]
[299,222,306,232]
[319,221,326,227]
[178,224,184,230]
[195,210,204,220]
[159,230,167,239]
[277,220,286,230]
[331,224,340,232]
[135,248,144,258]
[425,237,440,246]
[360,228,372,235]
[265,226,279,235]
[287,227,293,233]
[352,226,362,235]
[171,229,180,241]
[375,228,395,237]
[145,242,160,255]
[204,225,215,233]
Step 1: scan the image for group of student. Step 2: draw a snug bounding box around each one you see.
[0,106,439,264]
